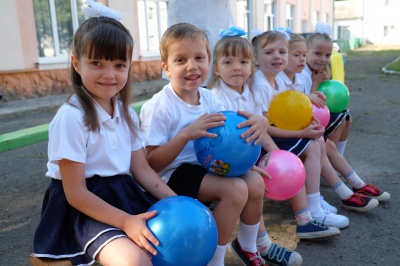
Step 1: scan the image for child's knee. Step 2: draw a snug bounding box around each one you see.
[245,172,265,198]
[305,140,321,156]
[221,178,248,205]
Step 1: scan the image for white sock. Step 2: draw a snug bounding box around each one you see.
[256,230,273,256]
[207,244,227,266]
[344,170,366,189]
[307,192,325,217]
[336,140,347,156]
[237,221,259,253]
[294,208,313,226]
[333,180,354,200]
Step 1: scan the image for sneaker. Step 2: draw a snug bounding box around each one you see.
[312,209,349,229]
[229,238,265,266]
[296,220,340,240]
[352,183,391,202]
[320,195,338,214]
[342,193,379,212]
[260,243,302,266]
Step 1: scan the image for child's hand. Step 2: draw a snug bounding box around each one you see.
[307,92,326,108]
[236,110,269,145]
[314,91,326,101]
[123,210,159,256]
[301,118,325,139]
[251,165,270,193]
[182,113,225,140]
[312,69,327,87]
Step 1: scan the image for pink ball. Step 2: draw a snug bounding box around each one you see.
[257,150,306,201]
[312,104,330,128]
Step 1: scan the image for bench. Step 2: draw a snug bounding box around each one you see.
[29,254,72,266]
[0,100,147,153]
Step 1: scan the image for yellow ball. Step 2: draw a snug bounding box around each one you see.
[268,90,313,130]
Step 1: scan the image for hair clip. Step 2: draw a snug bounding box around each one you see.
[83,0,123,21]
[219,26,247,38]
[273,27,291,40]
[314,22,332,35]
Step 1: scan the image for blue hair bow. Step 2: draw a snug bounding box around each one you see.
[219,26,247,38]
[273,27,291,39]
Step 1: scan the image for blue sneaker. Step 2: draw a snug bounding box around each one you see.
[260,243,302,266]
[296,220,340,240]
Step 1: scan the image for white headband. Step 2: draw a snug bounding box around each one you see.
[83,0,123,21]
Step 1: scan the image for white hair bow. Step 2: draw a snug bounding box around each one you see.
[314,22,332,35]
[83,0,123,21]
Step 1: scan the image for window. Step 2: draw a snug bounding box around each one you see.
[264,0,276,31]
[313,11,320,28]
[286,4,294,30]
[33,0,86,68]
[236,0,251,38]
[137,0,168,58]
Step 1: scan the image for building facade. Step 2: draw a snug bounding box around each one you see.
[0,0,334,100]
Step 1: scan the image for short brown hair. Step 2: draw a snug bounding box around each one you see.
[159,22,210,63]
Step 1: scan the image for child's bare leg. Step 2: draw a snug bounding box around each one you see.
[327,119,346,144]
[98,237,152,266]
[240,170,264,225]
[300,140,321,194]
[198,174,248,244]
[325,140,355,179]
[303,140,350,228]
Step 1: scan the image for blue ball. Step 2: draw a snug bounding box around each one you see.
[147,196,218,266]
[194,110,261,177]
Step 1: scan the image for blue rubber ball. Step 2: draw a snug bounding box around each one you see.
[194,110,261,177]
[147,196,218,266]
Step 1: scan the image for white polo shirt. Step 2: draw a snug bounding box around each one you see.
[140,83,225,182]
[211,78,266,116]
[46,95,143,180]
[277,71,309,94]
[251,69,288,109]
[300,65,313,94]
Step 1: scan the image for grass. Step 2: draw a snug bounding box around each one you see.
[385,57,400,71]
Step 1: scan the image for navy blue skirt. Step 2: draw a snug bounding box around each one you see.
[33,174,158,266]
[325,109,350,136]
[258,137,312,164]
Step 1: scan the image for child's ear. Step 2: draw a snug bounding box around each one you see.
[161,62,171,77]
[71,54,80,74]
[253,56,260,66]
[213,65,220,77]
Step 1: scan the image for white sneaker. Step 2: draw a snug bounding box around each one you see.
[312,209,349,229]
[320,195,338,214]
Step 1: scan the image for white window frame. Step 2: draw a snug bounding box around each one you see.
[286,4,294,30]
[37,0,82,69]
[264,0,276,31]
[138,0,168,59]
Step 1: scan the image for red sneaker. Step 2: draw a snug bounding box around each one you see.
[353,183,391,202]
[342,193,379,212]
[229,238,265,266]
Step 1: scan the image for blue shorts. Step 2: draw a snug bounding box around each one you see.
[325,109,351,136]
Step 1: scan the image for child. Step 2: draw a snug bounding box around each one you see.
[33,2,177,266]
[208,26,308,266]
[250,29,379,229]
[278,33,390,213]
[300,23,351,156]
[140,22,268,266]
[282,31,390,204]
